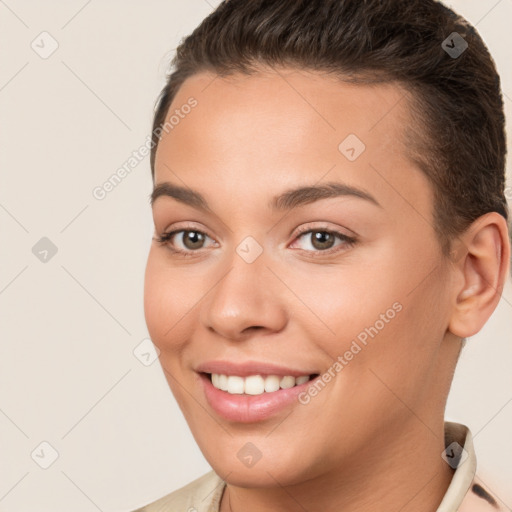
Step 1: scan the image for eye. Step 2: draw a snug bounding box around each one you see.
[290,226,357,256]
[154,224,357,258]
[153,228,217,256]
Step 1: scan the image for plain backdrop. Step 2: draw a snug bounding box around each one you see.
[0,1,511,511]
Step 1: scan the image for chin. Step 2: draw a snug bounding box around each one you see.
[196,435,318,488]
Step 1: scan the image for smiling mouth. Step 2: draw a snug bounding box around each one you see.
[204,372,319,396]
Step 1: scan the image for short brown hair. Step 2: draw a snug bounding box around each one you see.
[150,0,508,251]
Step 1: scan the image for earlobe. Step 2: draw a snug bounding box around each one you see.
[448,212,510,339]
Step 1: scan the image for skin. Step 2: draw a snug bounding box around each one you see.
[144,66,510,512]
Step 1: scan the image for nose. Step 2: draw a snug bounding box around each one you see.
[200,248,288,342]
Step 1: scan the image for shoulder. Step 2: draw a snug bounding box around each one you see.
[459,474,511,512]
[131,470,225,512]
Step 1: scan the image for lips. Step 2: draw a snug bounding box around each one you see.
[195,360,320,422]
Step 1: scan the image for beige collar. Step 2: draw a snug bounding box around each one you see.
[436,421,477,511]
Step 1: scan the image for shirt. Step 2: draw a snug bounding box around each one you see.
[132,421,510,512]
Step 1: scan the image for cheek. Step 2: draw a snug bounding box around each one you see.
[144,256,197,409]
[285,262,402,348]
[143,251,194,353]
[326,265,451,409]
[289,249,447,376]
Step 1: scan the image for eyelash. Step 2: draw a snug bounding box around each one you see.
[153,224,357,258]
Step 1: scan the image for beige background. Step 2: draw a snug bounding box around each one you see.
[0,1,511,511]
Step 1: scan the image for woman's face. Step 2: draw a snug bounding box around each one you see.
[144,67,458,487]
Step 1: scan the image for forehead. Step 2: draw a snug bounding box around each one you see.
[153,67,431,221]
[155,67,413,171]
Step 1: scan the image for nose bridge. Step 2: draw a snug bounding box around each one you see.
[200,240,287,340]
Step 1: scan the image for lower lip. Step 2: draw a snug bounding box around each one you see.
[200,373,316,423]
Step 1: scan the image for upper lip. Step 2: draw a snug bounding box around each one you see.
[196,360,318,377]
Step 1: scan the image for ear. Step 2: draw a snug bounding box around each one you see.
[448,212,511,338]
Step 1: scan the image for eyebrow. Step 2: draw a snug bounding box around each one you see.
[150,181,381,211]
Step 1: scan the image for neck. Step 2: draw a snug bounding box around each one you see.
[220,418,455,512]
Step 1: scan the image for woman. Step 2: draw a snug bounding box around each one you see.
[137,0,511,510]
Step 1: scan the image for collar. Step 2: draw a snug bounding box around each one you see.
[436,421,477,511]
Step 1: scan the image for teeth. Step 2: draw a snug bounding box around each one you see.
[210,373,312,395]
[226,375,244,394]
[244,375,265,395]
[264,375,280,393]
[279,376,295,389]
[218,374,228,391]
